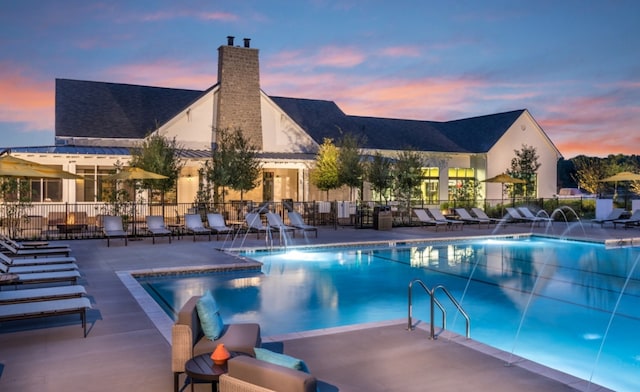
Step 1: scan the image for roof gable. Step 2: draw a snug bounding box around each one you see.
[55,79,204,139]
[271,96,524,153]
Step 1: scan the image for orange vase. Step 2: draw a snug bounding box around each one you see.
[211,343,231,365]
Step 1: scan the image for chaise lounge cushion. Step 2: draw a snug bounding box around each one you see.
[221,355,317,392]
[196,291,224,340]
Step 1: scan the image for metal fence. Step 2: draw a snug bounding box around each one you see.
[0,197,598,241]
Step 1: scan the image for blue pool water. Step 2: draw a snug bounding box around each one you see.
[137,237,640,391]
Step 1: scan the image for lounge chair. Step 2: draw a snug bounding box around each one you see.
[0,251,77,267]
[590,208,625,227]
[145,216,172,244]
[0,234,69,250]
[184,214,211,242]
[613,209,640,229]
[103,216,128,247]
[1,260,78,274]
[266,213,296,238]
[518,207,553,224]
[471,208,508,225]
[0,240,71,257]
[0,297,91,337]
[505,207,534,224]
[427,208,464,230]
[206,213,234,240]
[1,266,81,286]
[0,285,87,304]
[455,208,489,228]
[287,211,318,238]
[245,213,275,239]
[413,209,448,231]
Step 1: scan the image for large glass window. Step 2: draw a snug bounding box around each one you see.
[448,168,476,202]
[420,167,439,203]
[76,167,96,202]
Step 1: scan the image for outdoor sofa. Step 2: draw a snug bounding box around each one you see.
[219,355,317,392]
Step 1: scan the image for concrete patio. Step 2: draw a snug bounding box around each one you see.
[1,220,631,391]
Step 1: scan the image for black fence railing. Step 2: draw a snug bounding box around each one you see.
[0,197,599,241]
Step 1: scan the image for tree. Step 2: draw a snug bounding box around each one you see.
[0,177,32,238]
[571,155,608,194]
[366,152,393,202]
[507,144,541,198]
[129,133,184,214]
[205,128,262,203]
[311,138,340,200]
[392,150,423,211]
[337,133,364,201]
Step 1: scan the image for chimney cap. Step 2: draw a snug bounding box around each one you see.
[227,36,235,46]
[243,38,251,48]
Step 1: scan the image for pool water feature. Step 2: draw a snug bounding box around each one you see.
[137,237,640,392]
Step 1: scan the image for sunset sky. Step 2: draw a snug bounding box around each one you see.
[1,1,638,158]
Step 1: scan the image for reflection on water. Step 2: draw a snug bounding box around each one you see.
[138,237,640,392]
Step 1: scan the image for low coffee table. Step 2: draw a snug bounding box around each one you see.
[184,352,244,392]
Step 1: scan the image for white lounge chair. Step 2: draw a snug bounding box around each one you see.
[471,208,507,225]
[266,213,296,238]
[0,234,69,250]
[103,216,128,247]
[1,266,81,286]
[0,297,91,337]
[518,207,552,224]
[245,213,275,239]
[287,211,318,238]
[184,214,211,242]
[0,251,77,267]
[145,216,172,244]
[454,208,488,228]
[613,209,640,229]
[590,208,625,227]
[413,209,448,231]
[427,208,464,230]
[1,260,78,274]
[206,213,234,240]
[0,240,71,257]
[0,285,87,304]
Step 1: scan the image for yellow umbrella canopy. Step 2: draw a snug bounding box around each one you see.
[482,173,527,184]
[0,155,80,179]
[599,171,640,182]
[107,167,168,181]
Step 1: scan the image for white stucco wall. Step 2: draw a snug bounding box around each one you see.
[260,94,318,154]
[486,111,560,199]
[158,89,217,150]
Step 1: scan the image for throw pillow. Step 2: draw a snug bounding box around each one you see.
[254,347,310,373]
[196,291,224,340]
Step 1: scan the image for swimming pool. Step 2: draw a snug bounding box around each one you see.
[137,236,640,391]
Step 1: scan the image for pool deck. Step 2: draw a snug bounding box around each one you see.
[1,221,632,391]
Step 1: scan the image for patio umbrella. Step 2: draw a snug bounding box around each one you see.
[107,167,168,238]
[482,173,527,213]
[0,155,80,179]
[599,171,640,209]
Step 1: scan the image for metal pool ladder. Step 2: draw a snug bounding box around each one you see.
[407,279,470,340]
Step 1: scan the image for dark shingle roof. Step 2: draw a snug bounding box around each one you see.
[55,79,205,139]
[271,96,525,153]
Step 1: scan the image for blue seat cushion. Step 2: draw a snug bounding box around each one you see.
[254,347,310,373]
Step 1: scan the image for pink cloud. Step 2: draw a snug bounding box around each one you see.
[140,10,238,22]
[380,46,422,58]
[105,60,216,89]
[0,64,53,130]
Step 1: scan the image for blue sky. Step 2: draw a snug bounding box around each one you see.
[1,0,638,158]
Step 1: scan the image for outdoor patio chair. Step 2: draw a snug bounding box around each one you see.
[1,259,78,274]
[427,208,464,230]
[455,208,489,228]
[206,213,234,240]
[613,209,640,229]
[505,207,534,224]
[0,239,71,257]
[0,234,69,251]
[245,213,275,239]
[287,211,318,238]
[266,212,296,238]
[0,297,91,337]
[518,207,553,224]
[184,214,211,242]
[471,207,508,225]
[0,265,81,286]
[0,251,77,267]
[145,216,172,244]
[590,208,625,227]
[102,216,128,247]
[0,285,87,304]
[412,209,448,231]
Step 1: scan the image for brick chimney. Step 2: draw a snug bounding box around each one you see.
[216,36,263,149]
